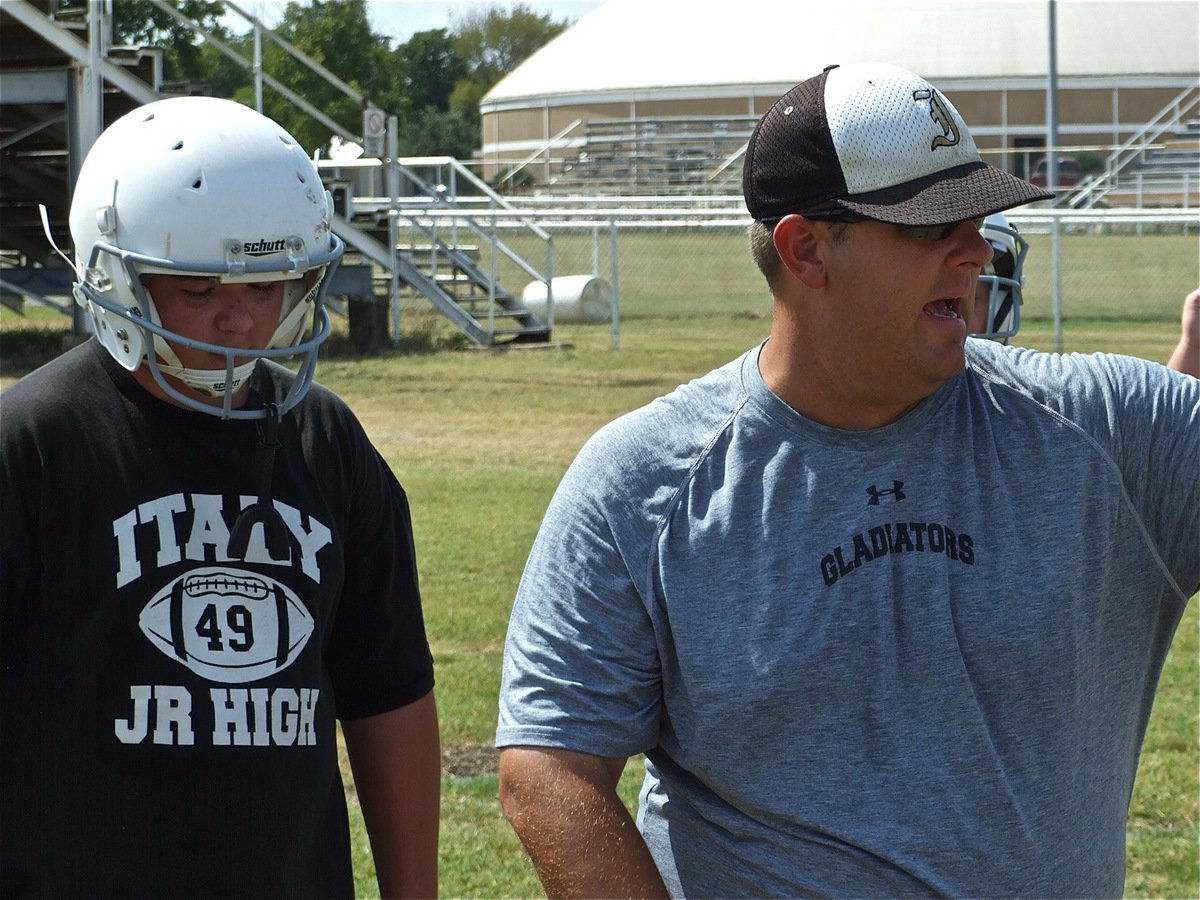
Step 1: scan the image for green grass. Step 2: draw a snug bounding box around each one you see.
[486,228,1197,324]
[2,227,1196,897]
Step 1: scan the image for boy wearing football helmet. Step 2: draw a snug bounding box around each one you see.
[0,97,439,898]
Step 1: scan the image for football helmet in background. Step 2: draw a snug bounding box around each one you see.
[973,212,1028,342]
[67,96,344,419]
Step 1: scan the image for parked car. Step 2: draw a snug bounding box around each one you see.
[1029,155,1083,188]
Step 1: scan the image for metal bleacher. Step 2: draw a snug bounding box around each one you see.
[547,116,756,195]
[534,95,1199,209]
[1062,84,1199,210]
[0,0,553,348]
[0,0,159,314]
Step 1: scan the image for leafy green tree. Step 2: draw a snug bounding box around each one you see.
[69,0,569,160]
[450,3,568,93]
[398,106,480,158]
[83,0,241,88]
[448,78,490,122]
[397,28,466,114]
[249,0,404,152]
[394,4,569,159]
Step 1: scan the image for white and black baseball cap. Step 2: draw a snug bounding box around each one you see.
[743,62,1053,225]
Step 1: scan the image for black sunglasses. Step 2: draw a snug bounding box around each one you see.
[765,209,985,241]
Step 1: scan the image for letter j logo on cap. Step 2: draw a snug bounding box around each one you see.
[913,89,961,150]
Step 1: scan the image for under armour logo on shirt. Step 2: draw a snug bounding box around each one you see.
[866,481,906,505]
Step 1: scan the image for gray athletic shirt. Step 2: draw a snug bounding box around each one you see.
[497,339,1199,897]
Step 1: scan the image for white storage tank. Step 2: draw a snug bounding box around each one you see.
[522,275,612,324]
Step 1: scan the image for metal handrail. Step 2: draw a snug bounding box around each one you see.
[497,118,584,189]
[379,156,555,340]
[394,156,554,242]
[144,0,365,143]
[223,0,365,105]
[706,142,748,183]
[1067,85,1199,209]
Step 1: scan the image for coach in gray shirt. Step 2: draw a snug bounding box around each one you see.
[496,62,1199,897]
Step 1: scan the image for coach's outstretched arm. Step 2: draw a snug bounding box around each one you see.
[1166,287,1199,377]
[500,746,670,898]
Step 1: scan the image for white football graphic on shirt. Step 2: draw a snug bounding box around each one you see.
[139,567,314,683]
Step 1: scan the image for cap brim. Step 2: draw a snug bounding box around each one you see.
[840,162,1054,226]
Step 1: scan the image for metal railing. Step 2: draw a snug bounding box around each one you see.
[496,118,585,190]
[1066,85,1199,209]
[320,153,557,344]
[143,0,364,143]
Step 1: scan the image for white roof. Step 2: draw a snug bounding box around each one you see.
[483,0,1199,107]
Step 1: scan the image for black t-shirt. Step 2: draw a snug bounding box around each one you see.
[1,340,434,898]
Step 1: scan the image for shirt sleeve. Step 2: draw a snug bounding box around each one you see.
[497,429,665,758]
[1101,358,1200,599]
[984,346,1200,599]
[324,409,435,720]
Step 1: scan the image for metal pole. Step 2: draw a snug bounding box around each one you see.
[609,218,620,349]
[1046,0,1059,197]
[387,115,401,346]
[487,205,498,342]
[72,0,109,337]
[543,104,551,184]
[1051,216,1062,353]
[80,1,106,153]
[253,23,263,112]
[1048,0,1063,353]
[546,236,555,334]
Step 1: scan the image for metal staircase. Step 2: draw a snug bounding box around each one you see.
[1064,85,1200,209]
[0,0,553,347]
[1,0,159,312]
[324,154,553,346]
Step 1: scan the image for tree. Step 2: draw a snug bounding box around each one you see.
[427,4,571,160]
[396,29,466,114]
[97,0,241,89]
[393,4,569,161]
[251,0,405,152]
[72,0,569,161]
[450,3,569,92]
[397,106,479,159]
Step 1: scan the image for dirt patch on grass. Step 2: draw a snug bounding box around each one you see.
[443,743,500,777]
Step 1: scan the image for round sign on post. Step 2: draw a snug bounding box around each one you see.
[362,107,386,158]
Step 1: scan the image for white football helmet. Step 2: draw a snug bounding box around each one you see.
[68,96,344,419]
[973,212,1028,342]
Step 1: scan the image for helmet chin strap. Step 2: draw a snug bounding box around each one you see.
[271,275,321,349]
[227,402,291,560]
[152,333,256,397]
[156,359,258,397]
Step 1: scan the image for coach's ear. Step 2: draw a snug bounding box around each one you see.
[772,214,826,289]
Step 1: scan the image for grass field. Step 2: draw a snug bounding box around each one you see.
[1,228,1196,897]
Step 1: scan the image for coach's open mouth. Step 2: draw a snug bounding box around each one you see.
[923,298,961,319]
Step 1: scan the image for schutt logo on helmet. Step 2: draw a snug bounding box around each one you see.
[242,238,289,256]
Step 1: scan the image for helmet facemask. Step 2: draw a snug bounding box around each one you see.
[75,236,340,420]
[973,214,1029,343]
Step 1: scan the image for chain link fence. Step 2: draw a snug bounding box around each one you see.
[400,204,1190,328]
[390,202,1197,351]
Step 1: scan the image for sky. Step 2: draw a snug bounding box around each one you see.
[229,0,603,45]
